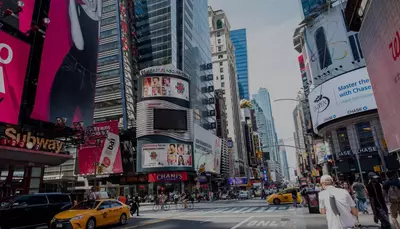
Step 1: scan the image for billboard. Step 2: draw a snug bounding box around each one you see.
[193,124,221,174]
[300,0,327,18]
[78,121,122,175]
[0,31,30,125]
[0,0,35,33]
[308,67,377,132]
[30,0,100,126]
[142,143,193,168]
[304,4,364,82]
[142,76,189,101]
[313,139,331,164]
[358,0,400,153]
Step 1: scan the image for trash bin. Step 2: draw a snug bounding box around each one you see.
[306,191,320,214]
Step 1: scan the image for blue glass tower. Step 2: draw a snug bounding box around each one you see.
[231,29,249,100]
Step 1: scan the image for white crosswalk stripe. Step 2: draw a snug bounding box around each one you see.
[198,206,295,214]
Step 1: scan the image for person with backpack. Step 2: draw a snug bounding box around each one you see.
[367,172,391,229]
[383,172,400,229]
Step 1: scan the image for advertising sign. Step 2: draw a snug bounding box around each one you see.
[78,121,122,175]
[304,5,362,82]
[148,172,188,182]
[0,0,35,33]
[228,177,248,185]
[193,124,221,174]
[120,139,136,175]
[313,139,331,164]
[308,67,377,132]
[358,0,400,152]
[300,0,327,18]
[142,76,189,101]
[140,65,185,78]
[0,31,30,125]
[142,143,193,168]
[30,0,100,126]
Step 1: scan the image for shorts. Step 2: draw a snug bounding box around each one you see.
[390,202,400,218]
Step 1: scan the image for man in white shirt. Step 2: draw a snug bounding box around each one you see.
[319,175,359,229]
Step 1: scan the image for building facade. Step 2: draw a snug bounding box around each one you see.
[230,29,250,100]
[208,7,248,177]
[134,0,216,132]
[278,139,290,181]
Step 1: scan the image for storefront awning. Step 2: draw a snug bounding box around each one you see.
[0,145,72,166]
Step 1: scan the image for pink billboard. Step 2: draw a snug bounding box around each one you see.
[78,120,123,175]
[0,0,35,33]
[0,31,30,125]
[359,1,400,153]
[30,0,100,126]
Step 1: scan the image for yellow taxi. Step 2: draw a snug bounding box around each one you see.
[50,199,131,229]
[266,188,302,205]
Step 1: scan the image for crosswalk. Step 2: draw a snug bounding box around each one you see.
[145,205,304,214]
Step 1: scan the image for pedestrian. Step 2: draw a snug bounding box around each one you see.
[87,187,97,200]
[318,175,359,229]
[292,188,298,207]
[366,172,391,229]
[343,182,353,198]
[383,171,400,229]
[352,178,369,214]
[132,196,140,216]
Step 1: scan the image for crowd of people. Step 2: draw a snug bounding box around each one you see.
[317,172,400,229]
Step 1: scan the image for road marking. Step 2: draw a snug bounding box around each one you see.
[222,207,241,213]
[265,206,277,212]
[231,216,254,229]
[242,207,259,213]
[254,207,268,213]
[210,208,231,213]
[233,207,251,213]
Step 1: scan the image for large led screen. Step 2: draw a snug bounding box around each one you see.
[193,124,221,174]
[30,0,100,126]
[0,0,35,33]
[153,109,187,131]
[142,143,193,168]
[142,76,189,101]
[308,68,377,133]
[0,31,30,125]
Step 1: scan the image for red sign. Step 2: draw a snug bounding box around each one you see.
[298,54,305,72]
[389,31,400,61]
[148,172,188,182]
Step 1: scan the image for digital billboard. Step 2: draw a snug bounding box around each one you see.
[194,124,222,174]
[0,31,30,125]
[304,4,364,82]
[308,67,377,132]
[142,76,189,101]
[30,0,100,126]
[0,0,35,33]
[78,120,122,175]
[358,0,400,153]
[142,143,193,168]
[300,0,327,18]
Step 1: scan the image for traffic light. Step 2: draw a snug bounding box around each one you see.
[97,165,103,174]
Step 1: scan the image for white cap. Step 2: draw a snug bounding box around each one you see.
[320,175,334,184]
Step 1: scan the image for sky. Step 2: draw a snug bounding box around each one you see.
[208,0,304,180]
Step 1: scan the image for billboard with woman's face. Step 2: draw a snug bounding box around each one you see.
[142,76,189,101]
[30,0,101,126]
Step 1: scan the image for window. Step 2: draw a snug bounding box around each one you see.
[102,5,115,13]
[314,27,332,69]
[95,84,121,96]
[221,82,225,88]
[98,55,119,65]
[100,29,118,38]
[219,62,223,66]
[325,132,335,155]
[220,68,223,73]
[14,195,47,206]
[356,122,375,148]
[47,195,71,204]
[98,69,120,78]
[336,127,351,152]
[221,75,224,80]
[101,16,117,26]
[218,46,222,52]
[216,76,219,80]
[98,201,112,210]
[217,32,221,37]
[95,99,122,109]
[216,19,223,29]
[218,55,223,59]
[348,35,360,61]
[218,39,221,44]
[99,42,118,52]
[111,201,122,207]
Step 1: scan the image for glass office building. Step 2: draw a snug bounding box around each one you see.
[231,29,249,100]
[135,0,215,131]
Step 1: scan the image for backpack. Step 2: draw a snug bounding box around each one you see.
[388,185,400,203]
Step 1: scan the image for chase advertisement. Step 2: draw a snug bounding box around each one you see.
[308,68,377,132]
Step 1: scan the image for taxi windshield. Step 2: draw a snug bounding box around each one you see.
[72,200,100,210]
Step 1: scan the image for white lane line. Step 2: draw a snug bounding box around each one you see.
[265,206,277,212]
[211,208,231,213]
[230,216,254,229]
[232,207,251,213]
[254,207,268,212]
[242,207,259,213]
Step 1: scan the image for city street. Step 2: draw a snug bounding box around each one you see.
[110,199,381,229]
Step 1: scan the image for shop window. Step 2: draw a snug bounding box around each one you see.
[29,167,42,194]
[0,165,9,184]
[336,127,351,152]
[356,122,375,148]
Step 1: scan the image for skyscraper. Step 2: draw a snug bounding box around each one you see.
[209,7,249,177]
[231,29,249,100]
[279,139,290,181]
[134,0,215,131]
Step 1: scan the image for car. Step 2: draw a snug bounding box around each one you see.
[0,193,72,228]
[266,188,302,205]
[50,199,131,229]
[221,193,228,200]
[238,191,249,199]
